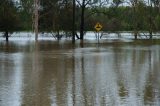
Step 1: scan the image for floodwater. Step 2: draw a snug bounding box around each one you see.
[0,39,160,106]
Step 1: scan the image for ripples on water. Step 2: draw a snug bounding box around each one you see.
[0,40,160,106]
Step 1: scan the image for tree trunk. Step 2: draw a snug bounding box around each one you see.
[149,31,152,39]
[133,2,138,40]
[80,5,85,40]
[5,31,9,42]
[34,0,39,41]
[72,0,75,43]
[80,40,84,48]
[149,1,153,39]
[134,31,138,40]
[57,30,60,40]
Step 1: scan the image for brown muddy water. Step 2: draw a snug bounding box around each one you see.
[0,40,160,106]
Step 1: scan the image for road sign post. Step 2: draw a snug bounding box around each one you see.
[94,22,102,44]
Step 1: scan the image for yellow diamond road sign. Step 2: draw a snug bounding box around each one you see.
[94,22,102,31]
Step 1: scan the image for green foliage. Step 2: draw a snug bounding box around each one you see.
[155,15,160,30]
[0,0,21,32]
[39,0,73,32]
[18,0,33,30]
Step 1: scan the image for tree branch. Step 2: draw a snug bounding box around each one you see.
[76,0,82,7]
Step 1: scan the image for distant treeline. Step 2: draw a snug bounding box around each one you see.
[0,0,160,40]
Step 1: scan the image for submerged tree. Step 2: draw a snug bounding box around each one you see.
[76,0,101,40]
[128,0,146,39]
[39,0,75,41]
[0,0,20,41]
[34,0,39,41]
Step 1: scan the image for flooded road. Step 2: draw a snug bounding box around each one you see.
[0,40,160,106]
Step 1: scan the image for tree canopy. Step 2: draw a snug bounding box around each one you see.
[0,0,21,32]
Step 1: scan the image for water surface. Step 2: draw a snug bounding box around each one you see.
[0,40,160,106]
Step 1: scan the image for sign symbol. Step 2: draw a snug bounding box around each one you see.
[94,22,102,31]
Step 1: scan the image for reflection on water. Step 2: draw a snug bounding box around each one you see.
[0,40,160,106]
